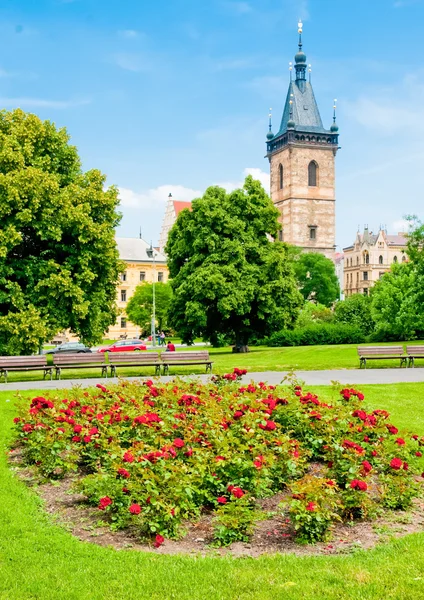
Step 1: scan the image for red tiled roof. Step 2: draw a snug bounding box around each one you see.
[173,201,192,216]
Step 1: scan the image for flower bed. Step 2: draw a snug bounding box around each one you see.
[12,371,424,547]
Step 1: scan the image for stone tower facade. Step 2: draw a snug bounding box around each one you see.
[266,22,339,259]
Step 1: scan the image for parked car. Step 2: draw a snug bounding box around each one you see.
[98,339,147,353]
[45,342,92,354]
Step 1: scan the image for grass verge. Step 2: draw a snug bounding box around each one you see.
[1,383,424,599]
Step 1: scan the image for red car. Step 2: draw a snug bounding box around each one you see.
[98,339,147,353]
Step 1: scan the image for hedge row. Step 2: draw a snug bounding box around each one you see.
[263,324,366,347]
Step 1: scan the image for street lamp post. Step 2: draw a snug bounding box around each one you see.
[146,243,157,347]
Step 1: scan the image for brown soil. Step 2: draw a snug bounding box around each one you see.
[9,449,424,557]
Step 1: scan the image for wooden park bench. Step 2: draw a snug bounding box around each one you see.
[406,346,424,368]
[357,346,407,369]
[53,353,107,380]
[109,352,161,377]
[161,351,213,375]
[0,355,53,383]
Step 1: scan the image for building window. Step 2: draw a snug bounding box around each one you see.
[278,230,283,241]
[356,256,359,265]
[363,288,369,296]
[120,317,127,328]
[279,164,283,189]
[356,272,359,283]
[309,227,317,240]
[158,272,164,282]
[393,255,398,264]
[121,272,127,282]
[121,290,127,302]
[140,271,146,281]
[402,255,406,262]
[379,255,383,265]
[363,272,368,281]
[308,161,318,186]
[379,272,385,279]
[363,251,369,265]
[351,273,353,283]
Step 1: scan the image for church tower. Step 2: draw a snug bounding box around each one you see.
[266,21,339,258]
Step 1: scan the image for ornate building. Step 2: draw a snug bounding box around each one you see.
[266,21,339,259]
[343,228,408,297]
[159,193,192,254]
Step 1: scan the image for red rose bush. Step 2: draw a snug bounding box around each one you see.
[12,373,423,546]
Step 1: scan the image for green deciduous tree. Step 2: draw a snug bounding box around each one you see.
[334,293,375,335]
[126,282,173,334]
[292,251,340,307]
[0,109,123,355]
[165,175,303,349]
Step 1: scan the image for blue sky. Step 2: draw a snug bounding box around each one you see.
[2,0,424,247]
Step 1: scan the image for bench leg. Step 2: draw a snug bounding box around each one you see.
[103,366,108,379]
[4,370,7,384]
[155,365,160,376]
[359,358,365,369]
[401,358,407,368]
[110,366,116,378]
[56,367,61,381]
[162,365,169,376]
[410,358,414,368]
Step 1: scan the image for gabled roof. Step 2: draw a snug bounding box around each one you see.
[277,80,328,136]
[116,238,167,263]
[386,234,408,246]
[173,201,192,216]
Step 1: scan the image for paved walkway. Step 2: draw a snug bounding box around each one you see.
[1,368,424,392]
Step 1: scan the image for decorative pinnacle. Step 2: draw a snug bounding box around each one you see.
[289,94,294,119]
[333,98,337,122]
[298,19,303,50]
[308,63,312,82]
[289,61,293,80]
[268,108,272,131]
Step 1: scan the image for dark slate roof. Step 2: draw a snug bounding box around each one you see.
[277,80,329,136]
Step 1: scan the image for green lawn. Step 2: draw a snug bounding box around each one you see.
[1,383,424,599]
[3,341,424,384]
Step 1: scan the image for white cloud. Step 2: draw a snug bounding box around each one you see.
[112,53,150,73]
[118,29,139,38]
[216,167,270,194]
[392,219,410,233]
[118,184,201,209]
[0,96,90,109]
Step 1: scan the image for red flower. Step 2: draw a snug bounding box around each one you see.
[361,460,372,474]
[89,427,99,436]
[403,462,409,471]
[184,448,193,457]
[306,502,317,512]
[233,410,244,420]
[416,451,423,457]
[117,468,131,479]
[231,487,245,499]
[390,457,403,470]
[173,438,185,448]
[217,496,227,504]
[154,534,165,548]
[83,435,92,443]
[129,503,141,515]
[326,479,335,486]
[96,384,107,393]
[258,420,276,431]
[71,436,81,443]
[123,451,135,463]
[215,455,225,461]
[98,496,112,510]
[387,425,399,435]
[395,438,405,446]
[350,479,367,491]
[73,424,82,433]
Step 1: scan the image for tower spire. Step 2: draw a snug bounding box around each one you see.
[298,19,303,51]
[294,19,307,89]
[330,98,339,132]
[266,108,274,140]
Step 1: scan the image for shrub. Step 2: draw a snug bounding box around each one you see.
[295,302,334,328]
[334,294,375,335]
[264,323,365,347]
[12,375,423,546]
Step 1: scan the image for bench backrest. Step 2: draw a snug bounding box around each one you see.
[0,355,47,367]
[109,352,160,364]
[406,346,424,355]
[357,346,404,356]
[53,353,106,366]
[161,351,210,363]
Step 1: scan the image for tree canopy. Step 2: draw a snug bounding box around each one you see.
[334,293,374,335]
[0,109,122,354]
[292,251,340,307]
[126,282,172,334]
[165,175,302,348]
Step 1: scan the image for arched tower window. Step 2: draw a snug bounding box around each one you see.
[393,255,398,264]
[363,251,369,265]
[379,255,383,265]
[308,161,318,186]
[279,164,283,189]
[402,255,406,262]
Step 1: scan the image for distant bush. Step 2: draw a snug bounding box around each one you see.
[334,294,374,335]
[295,302,334,328]
[263,323,366,347]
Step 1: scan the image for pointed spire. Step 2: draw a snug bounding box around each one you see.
[294,19,307,90]
[298,19,303,51]
[266,107,274,140]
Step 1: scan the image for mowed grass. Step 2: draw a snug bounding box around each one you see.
[3,341,424,384]
[1,383,424,599]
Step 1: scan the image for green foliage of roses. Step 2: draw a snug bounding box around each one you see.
[0,109,123,353]
[165,175,303,346]
[12,376,423,546]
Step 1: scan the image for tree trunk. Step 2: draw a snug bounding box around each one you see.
[233,331,249,353]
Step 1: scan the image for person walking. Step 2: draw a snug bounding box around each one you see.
[160,331,166,346]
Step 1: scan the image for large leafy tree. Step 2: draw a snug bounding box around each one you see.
[292,251,340,307]
[165,176,302,349]
[126,282,172,334]
[334,293,375,335]
[0,109,122,355]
